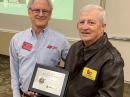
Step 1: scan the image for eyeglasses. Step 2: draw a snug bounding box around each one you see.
[29,8,50,15]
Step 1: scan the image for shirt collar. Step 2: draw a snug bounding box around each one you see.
[83,32,108,52]
[30,27,49,38]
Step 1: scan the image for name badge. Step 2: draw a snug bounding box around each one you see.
[22,41,32,51]
[82,67,97,81]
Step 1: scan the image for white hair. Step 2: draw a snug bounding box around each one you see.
[27,0,53,12]
[80,4,106,25]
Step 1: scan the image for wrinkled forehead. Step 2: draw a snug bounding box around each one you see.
[79,10,100,21]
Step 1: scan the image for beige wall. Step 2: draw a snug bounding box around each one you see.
[105,0,130,37]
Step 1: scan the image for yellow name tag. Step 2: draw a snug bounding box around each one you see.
[82,67,97,80]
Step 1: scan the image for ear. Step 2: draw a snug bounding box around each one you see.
[102,23,106,28]
[28,9,31,17]
[48,12,52,19]
[101,24,106,32]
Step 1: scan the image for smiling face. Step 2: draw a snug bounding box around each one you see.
[77,9,105,47]
[28,0,52,29]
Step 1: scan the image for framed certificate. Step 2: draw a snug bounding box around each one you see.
[29,64,69,97]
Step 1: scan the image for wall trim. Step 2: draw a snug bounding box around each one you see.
[100,0,106,9]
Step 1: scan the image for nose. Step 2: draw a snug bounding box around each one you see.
[39,10,44,16]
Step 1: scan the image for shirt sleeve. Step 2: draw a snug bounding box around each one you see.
[61,39,70,62]
[9,37,21,97]
[96,58,124,97]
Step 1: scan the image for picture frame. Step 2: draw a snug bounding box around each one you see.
[29,64,69,97]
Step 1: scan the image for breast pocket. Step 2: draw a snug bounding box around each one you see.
[37,48,61,66]
[18,49,32,61]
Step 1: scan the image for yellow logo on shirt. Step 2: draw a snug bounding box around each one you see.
[82,67,97,80]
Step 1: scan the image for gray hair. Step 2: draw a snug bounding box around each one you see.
[27,0,53,12]
[80,4,106,25]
